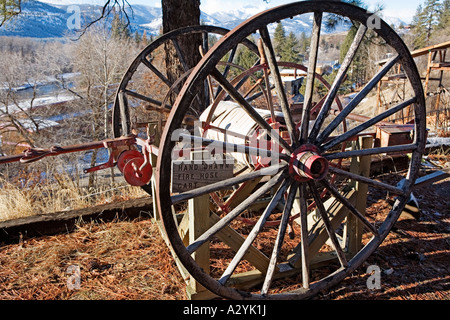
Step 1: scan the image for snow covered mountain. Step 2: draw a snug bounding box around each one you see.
[0,1,71,38]
[0,1,407,39]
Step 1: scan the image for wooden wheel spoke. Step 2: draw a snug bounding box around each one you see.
[309,24,367,143]
[171,38,189,72]
[261,182,299,294]
[299,183,310,289]
[186,171,287,254]
[309,181,348,268]
[316,54,400,145]
[259,27,298,144]
[322,97,417,151]
[324,144,418,161]
[175,133,290,162]
[245,89,266,103]
[300,12,322,143]
[118,91,131,136]
[218,179,290,285]
[202,31,209,53]
[320,179,378,236]
[211,68,293,154]
[224,59,262,102]
[141,57,173,87]
[244,82,275,103]
[214,46,238,99]
[172,163,286,204]
[328,166,406,196]
[222,46,238,79]
[122,89,170,109]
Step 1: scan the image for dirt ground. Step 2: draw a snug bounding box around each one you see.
[320,176,450,300]
[0,169,448,300]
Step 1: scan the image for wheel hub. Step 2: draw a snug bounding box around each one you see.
[289,144,329,182]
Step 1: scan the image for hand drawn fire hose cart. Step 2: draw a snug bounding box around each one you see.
[2,1,438,300]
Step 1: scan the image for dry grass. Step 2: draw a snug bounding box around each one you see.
[0,172,147,222]
[0,219,187,300]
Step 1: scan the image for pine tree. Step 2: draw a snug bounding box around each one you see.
[111,13,131,40]
[273,22,286,58]
[339,25,369,87]
[134,30,142,45]
[412,0,441,49]
[142,30,149,47]
[340,26,357,64]
[411,5,426,49]
[281,32,302,63]
[423,0,441,40]
[162,0,202,108]
[298,31,310,57]
[438,0,450,29]
[236,40,258,71]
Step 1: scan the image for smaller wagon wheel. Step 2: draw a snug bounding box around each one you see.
[112,25,260,140]
[156,1,426,300]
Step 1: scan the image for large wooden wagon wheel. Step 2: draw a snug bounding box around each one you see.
[159,1,426,299]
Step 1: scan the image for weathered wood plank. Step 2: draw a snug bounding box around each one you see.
[187,151,211,296]
[172,160,234,193]
[347,136,373,255]
[0,197,154,244]
[289,190,357,268]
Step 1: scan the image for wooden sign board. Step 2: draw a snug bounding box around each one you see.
[171,160,234,193]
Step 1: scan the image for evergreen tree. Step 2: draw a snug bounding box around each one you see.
[339,26,357,64]
[134,30,142,45]
[273,22,286,58]
[111,13,131,40]
[437,0,450,29]
[281,32,302,63]
[162,0,202,108]
[412,0,441,49]
[423,0,441,40]
[142,30,149,46]
[411,5,426,48]
[411,4,423,28]
[235,36,258,71]
[339,25,369,88]
[272,23,302,63]
[298,31,310,59]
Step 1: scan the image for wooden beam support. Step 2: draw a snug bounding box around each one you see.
[187,150,211,298]
[347,135,373,256]
[289,189,357,268]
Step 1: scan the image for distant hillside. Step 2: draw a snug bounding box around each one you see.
[0,1,71,38]
[0,1,407,39]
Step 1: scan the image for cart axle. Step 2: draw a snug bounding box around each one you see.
[289,144,329,182]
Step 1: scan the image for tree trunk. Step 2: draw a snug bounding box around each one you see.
[162,0,204,113]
